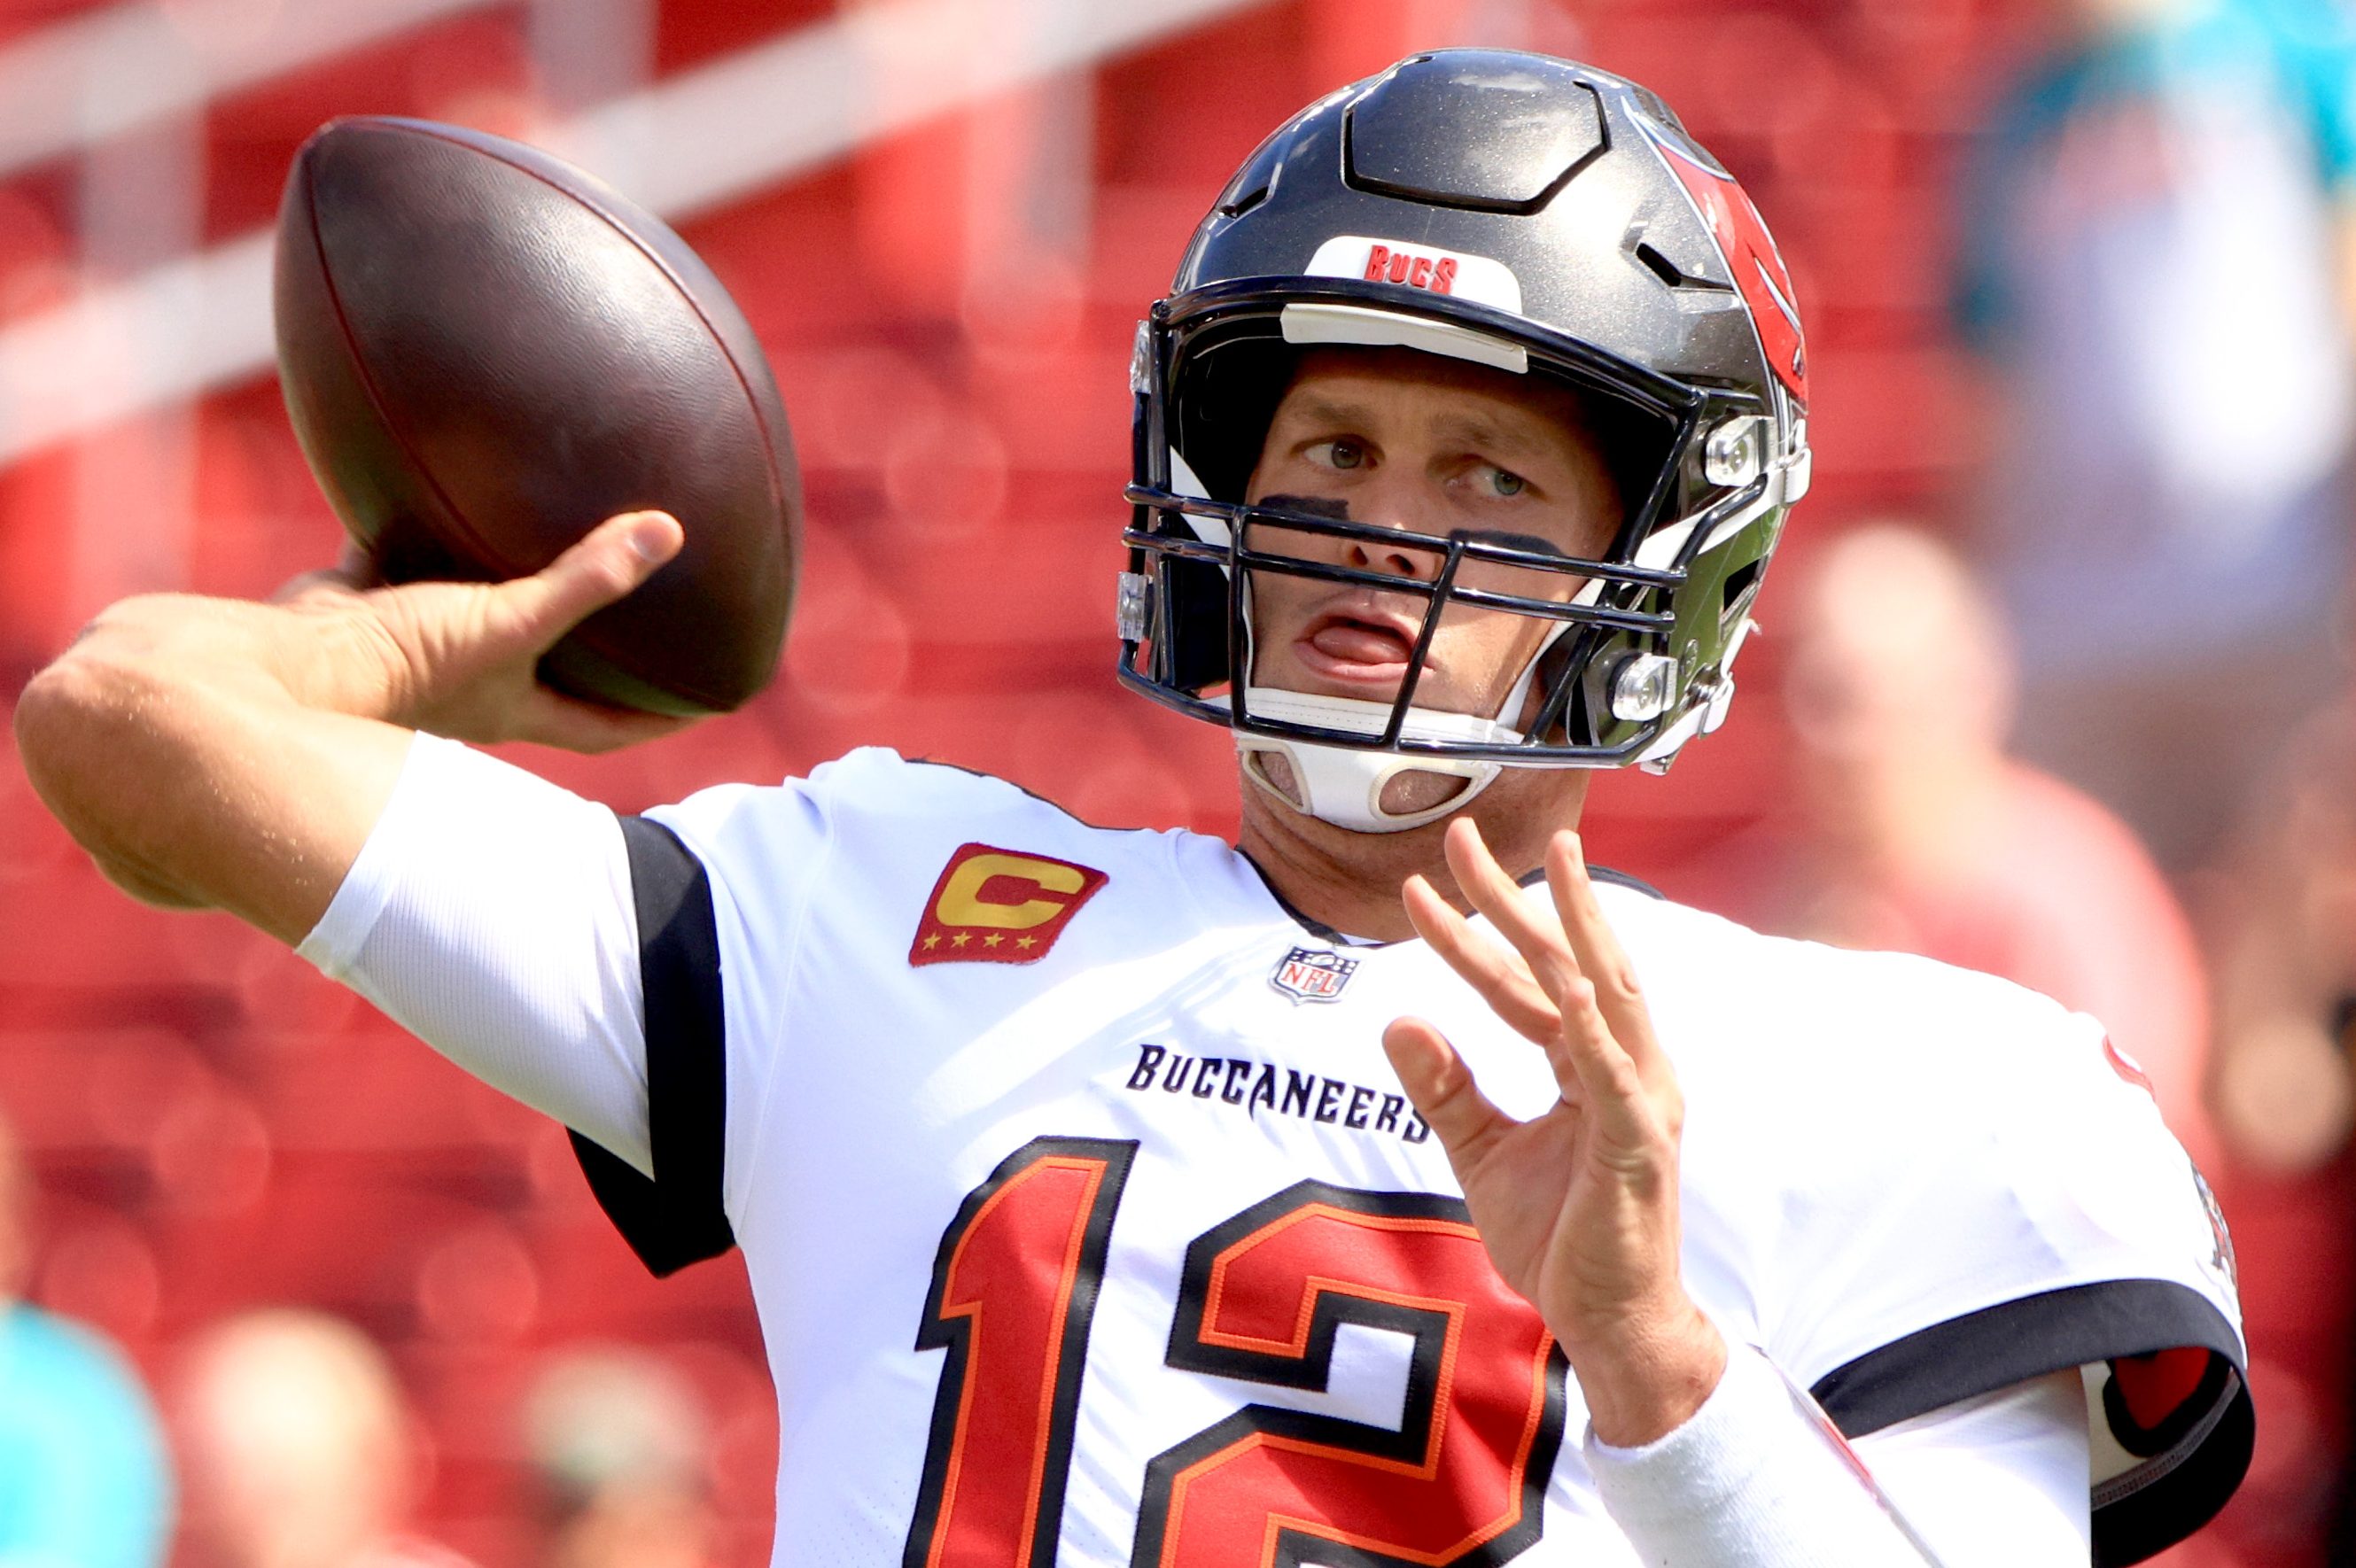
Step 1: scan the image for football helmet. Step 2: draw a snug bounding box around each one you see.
[1117,50,1811,832]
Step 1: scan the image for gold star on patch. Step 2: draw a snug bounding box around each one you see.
[983,933,1004,948]
[1015,935,1037,950]
[951,932,971,948]
[921,934,941,951]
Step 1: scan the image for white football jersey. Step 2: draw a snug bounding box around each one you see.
[570,749,2246,1567]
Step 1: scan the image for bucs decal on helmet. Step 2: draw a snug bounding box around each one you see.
[1302,236,1525,314]
[910,844,1108,966]
[1641,123,1808,400]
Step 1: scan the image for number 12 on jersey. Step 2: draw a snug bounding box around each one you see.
[906,1136,1569,1568]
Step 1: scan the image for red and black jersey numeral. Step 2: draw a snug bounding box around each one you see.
[1132,1182,1568,1568]
[906,1137,1138,1568]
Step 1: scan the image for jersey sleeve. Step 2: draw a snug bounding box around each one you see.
[563,813,734,1276]
[1754,965,2248,1565]
[293,732,842,1281]
[297,733,656,1175]
[568,754,842,1276]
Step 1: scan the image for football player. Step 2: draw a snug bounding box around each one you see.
[17,50,2246,1566]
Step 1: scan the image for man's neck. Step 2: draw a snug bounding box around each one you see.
[1233,768,1592,943]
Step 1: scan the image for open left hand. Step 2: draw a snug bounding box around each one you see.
[1382,817,1725,1447]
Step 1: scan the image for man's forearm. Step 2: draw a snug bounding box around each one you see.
[17,516,685,950]
[14,593,414,945]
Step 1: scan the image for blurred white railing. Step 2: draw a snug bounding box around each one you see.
[0,0,1268,468]
[0,0,506,180]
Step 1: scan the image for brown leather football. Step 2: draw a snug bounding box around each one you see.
[273,116,798,716]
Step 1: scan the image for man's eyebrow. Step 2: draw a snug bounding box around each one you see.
[1429,411,1551,461]
[1283,394,1374,429]
[1278,393,1565,464]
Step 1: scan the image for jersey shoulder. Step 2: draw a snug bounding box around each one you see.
[641,748,1248,984]
[1629,892,2217,1283]
[1615,894,2248,1564]
[1613,887,2128,1123]
[658,746,1178,851]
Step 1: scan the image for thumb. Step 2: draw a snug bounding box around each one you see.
[494,510,683,646]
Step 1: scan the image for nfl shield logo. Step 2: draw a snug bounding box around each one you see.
[1271,946,1359,1005]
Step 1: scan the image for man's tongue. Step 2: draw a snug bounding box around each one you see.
[1308,619,1413,666]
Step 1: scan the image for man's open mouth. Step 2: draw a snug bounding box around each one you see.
[1294,604,1424,684]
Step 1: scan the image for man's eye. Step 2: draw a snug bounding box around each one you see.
[1487,466,1526,497]
[1316,439,1366,470]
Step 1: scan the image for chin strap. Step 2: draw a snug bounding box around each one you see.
[1230,626,1566,834]
[1235,689,1520,834]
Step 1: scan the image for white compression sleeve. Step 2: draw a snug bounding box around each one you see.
[297,733,654,1174]
[1587,1342,2091,1566]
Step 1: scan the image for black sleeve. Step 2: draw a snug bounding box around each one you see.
[569,815,735,1277]
[1810,1279,2252,1567]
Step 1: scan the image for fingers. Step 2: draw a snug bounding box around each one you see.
[272,571,360,609]
[1544,831,1668,1083]
[1550,966,1669,1155]
[1440,817,1583,1003]
[1428,818,1674,1126]
[494,511,684,648]
[1403,873,1564,1046]
[272,542,380,608]
[1382,1016,1516,1168]
[332,539,383,590]
[509,686,701,754]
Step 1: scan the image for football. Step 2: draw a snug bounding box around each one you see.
[272,116,799,716]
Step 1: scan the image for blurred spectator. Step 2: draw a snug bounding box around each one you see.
[0,1108,174,1568]
[1954,0,2356,875]
[174,1309,478,1568]
[2203,698,2356,1172]
[1730,524,2220,1164]
[523,1347,716,1568]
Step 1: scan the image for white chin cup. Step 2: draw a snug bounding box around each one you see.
[1233,687,1519,834]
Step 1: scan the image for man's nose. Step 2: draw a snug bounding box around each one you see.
[1343,481,1444,579]
[1346,533,1436,578]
